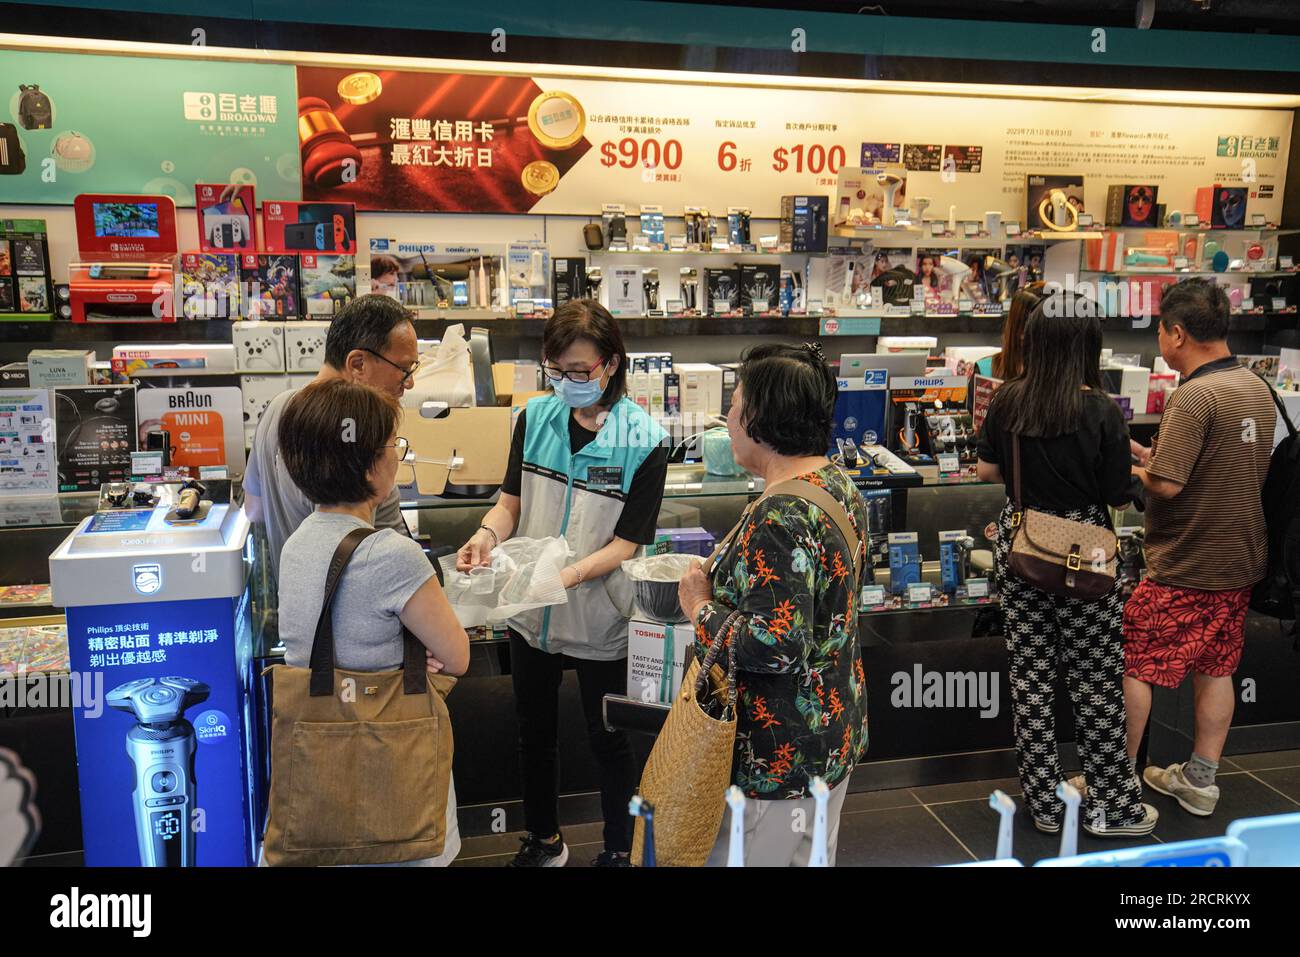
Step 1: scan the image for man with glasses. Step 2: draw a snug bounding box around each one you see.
[244,294,422,585]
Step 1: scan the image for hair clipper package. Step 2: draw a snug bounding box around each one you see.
[241,253,300,320]
[706,267,741,315]
[889,375,969,464]
[939,530,972,594]
[299,253,355,317]
[887,531,921,595]
[739,263,778,315]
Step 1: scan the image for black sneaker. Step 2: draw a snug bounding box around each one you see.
[591,850,631,867]
[507,834,569,867]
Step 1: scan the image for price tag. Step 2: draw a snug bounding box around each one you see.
[966,578,989,599]
[910,301,925,315]
[1251,213,1267,226]
[665,299,684,315]
[907,582,933,604]
[807,299,823,314]
[963,222,980,237]
[753,297,771,312]
[1184,214,1200,227]
[938,452,961,474]
[930,222,946,237]
[926,302,957,317]
[973,302,1004,317]
[1078,213,1094,227]
[669,236,687,250]
[1242,297,1255,311]
[861,584,886,607]
[1282,256,1295,269]
[1006,222,1021,236]
[1274,297,1289,312]
[713,299,732,313]
[958,298,974,312]
[884,303,912,317]
[1174,256,1189,269]
[514,299,536,316]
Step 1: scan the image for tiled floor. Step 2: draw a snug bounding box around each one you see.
[452,750,1300,867]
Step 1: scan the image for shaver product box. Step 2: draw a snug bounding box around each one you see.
[27,349,93,388]
[601,204,627,249]
[833,368,888,454]
[299,253,355,317]
[740,264,779,315]
[552,257,587,307]
[195,183,256,253]
[53,384,137,492]
[1196,185,1249,229]
[779,195,829,253]
[1105,184,1159,228]
[705,267,740,315]
[241,253,300,320]
[233,321,287,373]
[135,385,246,477]
[1026,174,1085,231]
[938,529,970,594]
[262,200,357,254]
[887,532,921,595]
[180,252,241,319]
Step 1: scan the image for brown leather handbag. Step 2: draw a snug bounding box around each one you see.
[1007,433,1118,600]
[263,527,455,866]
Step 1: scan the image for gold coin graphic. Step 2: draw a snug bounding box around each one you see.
[527,90,586,150]
[338,72,382,105]
[522,160,561,196]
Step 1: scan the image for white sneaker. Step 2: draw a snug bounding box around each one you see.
[1143,763,1220,817]
[1082,802,1159,838]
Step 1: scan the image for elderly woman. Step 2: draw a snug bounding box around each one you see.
[678,343,870,867]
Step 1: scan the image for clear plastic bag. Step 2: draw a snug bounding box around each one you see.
[439,536,572,627]
[403,322,474,409]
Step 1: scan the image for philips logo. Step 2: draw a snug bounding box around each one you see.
[132,564,162,596]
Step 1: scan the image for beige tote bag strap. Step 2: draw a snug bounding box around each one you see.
[778,479,866,587]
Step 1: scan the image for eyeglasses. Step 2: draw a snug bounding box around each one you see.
[541,359,607,383]
[363,349,421,382]
[379,437,410,460]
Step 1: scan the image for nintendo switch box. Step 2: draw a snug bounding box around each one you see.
[195,183,256,253]
[240,253,300,320]
[262,200,357,254]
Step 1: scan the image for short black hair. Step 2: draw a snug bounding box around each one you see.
[278,378,402,506]
[1159,278,1230,343]
[541,299,628,405]
[736,343,836,457]
[324,294,414,369]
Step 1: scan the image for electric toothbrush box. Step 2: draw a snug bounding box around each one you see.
[507,242,553,310]
[887,532,921,596]
[262,200,357,254]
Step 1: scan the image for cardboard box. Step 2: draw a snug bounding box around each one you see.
[675,363,724,416]
[180,251,241,319]
[1101,366,1151,412]
[833,368,889,453]
[705,267,740,315]
[112,344,237,376]
[27,349,92,388]
[740,263,779,314]
[888,532,921,595]
[1196,185,1249,229]
[1147,372,1178,413]
[1106,184,1159,228]
[1026,174,1085,231]
[0,363,29,387]
[299,253,355,317]
[241,253,300,320]
[262,200,356,254]
[195,183,256,253]
[649,527,715,557]
[54,385,137,492]
[627,618,693,704]
[780,195,829,252]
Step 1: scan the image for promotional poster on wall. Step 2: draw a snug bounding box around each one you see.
[53,384,136,492]
[0,387,55,497]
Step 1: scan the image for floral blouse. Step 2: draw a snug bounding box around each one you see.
[694,464,871,800]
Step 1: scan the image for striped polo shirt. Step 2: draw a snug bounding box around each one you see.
[1144,356,1275,590]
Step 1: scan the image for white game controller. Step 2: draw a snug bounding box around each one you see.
[206,214,250,249]
[233,322,286,372]
[285,321,330,372]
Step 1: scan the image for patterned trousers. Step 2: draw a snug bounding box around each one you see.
[994,501,1145,829]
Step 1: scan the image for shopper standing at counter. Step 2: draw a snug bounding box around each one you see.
[272,378,469,865]
[677,343,870,867]
[244,295,420,584]
[457,300,669,867]
[1126,279,1275,818]
[976,298,1158,837]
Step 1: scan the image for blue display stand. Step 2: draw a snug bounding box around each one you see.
[1035,836,1247,868]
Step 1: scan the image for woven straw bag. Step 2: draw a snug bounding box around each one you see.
[631,611,740,867]
[1007,433,1117,600]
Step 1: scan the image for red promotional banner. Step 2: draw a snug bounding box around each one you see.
[297,67,592,213]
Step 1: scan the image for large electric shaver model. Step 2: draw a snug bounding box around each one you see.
[106,676,210,867]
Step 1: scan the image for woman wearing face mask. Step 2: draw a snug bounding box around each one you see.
[456,299,669,868]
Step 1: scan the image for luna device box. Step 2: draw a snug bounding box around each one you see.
[299,253,355,317]
[887,532,921,596]
[195,183,256,253]
[262,200,356,254]
[241,254,300,319]
[180,252,241,319]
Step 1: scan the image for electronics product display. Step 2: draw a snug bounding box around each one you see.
[1026,175,1084,231]
[70,194,178,322]
[262,200,357,255]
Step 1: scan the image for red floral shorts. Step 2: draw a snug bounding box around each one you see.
[1123,579,1251,687]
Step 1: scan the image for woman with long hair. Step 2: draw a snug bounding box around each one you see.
[976,294,1157,838]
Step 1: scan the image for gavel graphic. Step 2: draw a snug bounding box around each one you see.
[299,94,534,189]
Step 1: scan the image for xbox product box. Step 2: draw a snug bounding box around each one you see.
[705,267,740,315]
[0,219,54,318]
[180,252,241,319]
[53,385,137,492]
[262,200,357,254]
[1026,174,1085,231]
[241,253,300,320]
[195,183,256,253]
[299,253,355,317]
[740,263,779,315]
[780,195,829,253]
[28,350,93,388]
[0,363,28,387]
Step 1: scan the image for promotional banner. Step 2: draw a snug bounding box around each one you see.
[0,50,299,205]
[298,65,1292,220]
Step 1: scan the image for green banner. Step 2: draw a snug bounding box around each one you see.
[0,49,300,205]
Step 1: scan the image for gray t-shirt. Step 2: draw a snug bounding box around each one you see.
[278,512,435,671]
[243,387,406,585]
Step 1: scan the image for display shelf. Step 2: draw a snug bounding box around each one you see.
[0,494,99,531]
[1077,268,1298,278]
[591,247,791,257]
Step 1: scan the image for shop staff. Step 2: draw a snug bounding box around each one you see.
[244,295,420,584]
[457,300,669,867]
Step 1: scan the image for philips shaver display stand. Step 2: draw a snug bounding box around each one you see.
[49,482,257,866]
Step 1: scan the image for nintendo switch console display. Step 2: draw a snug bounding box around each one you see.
[195,183,256,253]
[262,200,356,255]
[73,194,178,259]
[70,194,179,322]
